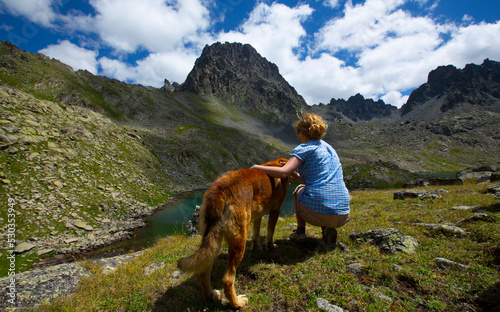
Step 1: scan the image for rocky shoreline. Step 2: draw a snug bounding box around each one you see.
[29,190,193,269]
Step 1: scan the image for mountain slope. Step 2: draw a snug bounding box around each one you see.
[401,59,500,119]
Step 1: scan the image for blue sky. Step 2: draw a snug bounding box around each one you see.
[1,0,499,107]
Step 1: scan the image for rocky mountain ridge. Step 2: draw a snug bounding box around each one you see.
[312,93,398,122]
[401,59,500,120]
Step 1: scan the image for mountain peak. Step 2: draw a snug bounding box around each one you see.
[180,42,307,124]
[401,59,500,118]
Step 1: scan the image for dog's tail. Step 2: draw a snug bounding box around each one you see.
[177,200,223,274]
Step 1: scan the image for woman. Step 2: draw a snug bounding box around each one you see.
[252,113,350,247]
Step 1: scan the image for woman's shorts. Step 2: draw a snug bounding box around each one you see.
[293,184,349,228]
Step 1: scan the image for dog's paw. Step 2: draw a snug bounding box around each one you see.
[232,294,248,308]
[211,289,222,302]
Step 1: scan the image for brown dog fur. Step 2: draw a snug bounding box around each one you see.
[177,158,291,309]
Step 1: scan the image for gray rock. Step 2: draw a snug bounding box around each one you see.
[487,184,500,194]
[349,228,418,254]
[394,189,445,200]
[14,242,36,254]
[393,264,403,271]
[72,221,94,231]
[457,213,497,224]
[476,173,492,183]
[345,263,365,276]
[491,170,500,182]
[450,205,477,211]
[186,205,201,236]
[435,257,469,270]
[457,163,500,180]
[37,248,54,256]
[316,298,344,312]
[416,223,466,237]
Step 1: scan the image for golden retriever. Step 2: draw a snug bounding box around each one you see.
[177,158,291,308]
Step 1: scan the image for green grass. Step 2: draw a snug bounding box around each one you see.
[36,181,500,311]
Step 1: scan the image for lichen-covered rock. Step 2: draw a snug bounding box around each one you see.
[186,205,201,236]
[349,228,418,254]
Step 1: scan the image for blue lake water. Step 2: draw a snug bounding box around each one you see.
[96,184,298,253]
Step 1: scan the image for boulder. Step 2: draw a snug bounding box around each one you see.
[394,189,446,200]
[476,173,493,183]
[349,228,418,254]
[186,205,200,236]
[345,263,366,276]
[457,163,500,180]
[491,170,500,182]
[457,213,497,225]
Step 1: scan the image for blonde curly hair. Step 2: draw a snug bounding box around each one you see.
[293,113,328,140]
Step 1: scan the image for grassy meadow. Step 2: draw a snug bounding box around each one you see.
[36,180,499,311]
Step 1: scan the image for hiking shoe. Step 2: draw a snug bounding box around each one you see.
[289,231,307,241]
[321,227,337,246]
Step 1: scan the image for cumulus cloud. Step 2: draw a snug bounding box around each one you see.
[99,49,198,86]
[39,40,99,74]
[217,2,313,69]
[89,0,211,53]
[323,0,341,9]
[0,0,57,27]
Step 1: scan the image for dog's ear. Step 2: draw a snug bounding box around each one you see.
[277,158,288,167]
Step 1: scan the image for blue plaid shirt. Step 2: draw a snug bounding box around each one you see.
[290,140,350,215]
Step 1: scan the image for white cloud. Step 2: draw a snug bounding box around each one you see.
[382,91,408,108]
[217,2,313,69]
[322,0,341,9]
[284,53,362,104]
[39,40,99,74]
[432,21,500,68]
[0,0,57,27]
[89,0,211,53]
[99,49,198,86]
[288,0,499,107]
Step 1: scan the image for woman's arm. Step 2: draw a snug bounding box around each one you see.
[252,156,302,179]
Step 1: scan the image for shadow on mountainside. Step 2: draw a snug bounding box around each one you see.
[152,237,324,311]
